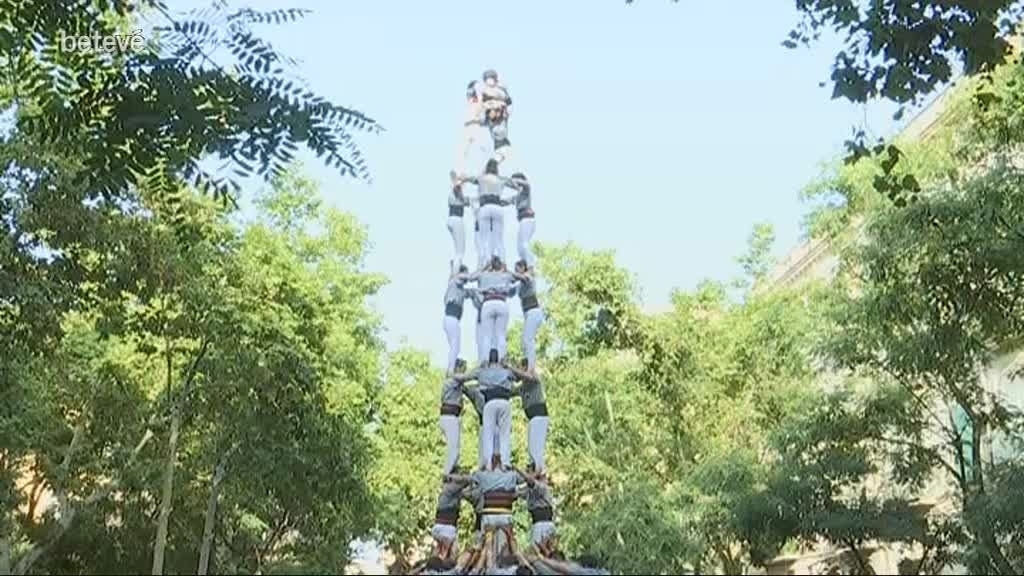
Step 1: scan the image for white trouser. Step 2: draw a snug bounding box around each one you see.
[446,216,465,269]
[479,398,512,468]
[475,312,486,363]
[517,217,536,268]
[489,121,511,165]
[522,307,545,371]
[527,415,549,473]
[478,204,504,263]
[480,299,509,359]
[473,212,487,269]
[432,523,457,544]
[531,521,556,546]
[439,414,460,474]
[443,314,461,374]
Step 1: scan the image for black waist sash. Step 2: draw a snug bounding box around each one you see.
[521,294,539,312]
[445,301,463,319]
[530,506,554,524]
[435,506,460,526]
[524,402,548,419]
[483,388,512,403]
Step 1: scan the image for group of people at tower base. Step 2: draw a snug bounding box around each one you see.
[413,70,608,576]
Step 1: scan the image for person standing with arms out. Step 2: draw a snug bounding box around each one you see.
[512,260,546,373]
[468,256,517,360]
[453,348,518,469]
[477,69,512,165]
[438,358,469,475]
[446,173,472,271]
[443,265,471,376]
[506,172,536,270]
[456,160,523,265]
[510,359,549,473]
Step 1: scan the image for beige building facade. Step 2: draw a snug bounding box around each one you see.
[756,80,1024,576]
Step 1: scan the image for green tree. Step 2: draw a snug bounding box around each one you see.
[0,0,379,201]
[787,0,1024,108]
[1,164,386,575]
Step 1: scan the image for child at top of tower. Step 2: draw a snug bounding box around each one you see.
[475,69,512,165]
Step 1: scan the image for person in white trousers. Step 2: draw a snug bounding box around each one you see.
[453,348,518,469]
[455,160,524,266]
[517,465,558,556]
[446,175,471,271]
[438,358,468,475]
[442,266,471,376]
[512,260,545,373]
[506,172,536,270]
[467,256,517,361]
[431,472,472,562]
[476,69,512,165]
[509,360,549,474]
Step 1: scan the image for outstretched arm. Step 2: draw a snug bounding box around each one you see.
[445,473,473,484]
[507,365,535,382]
[455,172,480,184]
[452,369,479,384]
[513,466,537,487]
[511,270,532,282]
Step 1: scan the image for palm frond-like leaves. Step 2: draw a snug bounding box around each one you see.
[1,0,379,203]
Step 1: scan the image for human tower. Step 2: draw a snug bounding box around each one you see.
[414,69,595,576]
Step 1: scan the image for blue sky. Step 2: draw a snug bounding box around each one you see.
[170,0,907,368]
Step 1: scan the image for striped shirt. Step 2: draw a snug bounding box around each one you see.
[514,184,531,212]
[477,366,515,392]
[444,277,468,306]
[517,275,537,301]
[440,377,463,408]
[449,186,469,209]
[476,270,516,296]
[523,481,555,513]
[519,376,545,408]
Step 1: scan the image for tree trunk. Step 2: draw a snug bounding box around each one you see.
[1,537,13,576]
[152,337,208,575]
[197,453,228,576]
[151,402,181,575]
